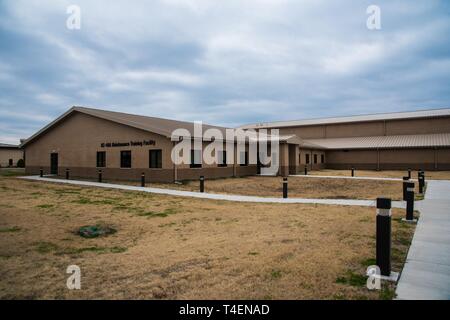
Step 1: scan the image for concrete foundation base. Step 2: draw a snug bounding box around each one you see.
[401,218,418,224]
[366,270,400,282]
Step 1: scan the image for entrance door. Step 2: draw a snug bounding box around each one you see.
[50,153,58,175]
[288,145,298,174]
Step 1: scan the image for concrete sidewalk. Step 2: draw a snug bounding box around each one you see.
[290,174,415,182]
[396,180,450,300]
[20,175,406,208]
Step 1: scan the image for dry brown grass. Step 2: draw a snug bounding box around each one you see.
[150,176,409,201]
[0,176,416,300]
[309,169,450,180]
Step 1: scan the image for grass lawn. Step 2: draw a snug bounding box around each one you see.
[151,176,414,201]
[308,169,450,180]
[0,168,25,177]
[0,176,417,299]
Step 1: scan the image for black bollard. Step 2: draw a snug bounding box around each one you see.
[98,170,102,183]
[351,167,355,177]
[418,171,424,194]
[282,177,288,198]
[141,172,145,187]
[376,197,392,277]
[402,176,409,201]
[40,168,43,177]
[405,182,415,221]
[199,176,204,193]
[66,168,70,180]
[304,166,308,175]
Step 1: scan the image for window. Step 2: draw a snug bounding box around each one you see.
[321,154,325,163]
[190,149,202,168]
[149,149,162,168]
[96,152,106,167]
[239,151,248,166]
[9,159,13,166]
[305,154,310,164]
[120,150,132,168]
[218,150,227,167]
[314,154,318,164]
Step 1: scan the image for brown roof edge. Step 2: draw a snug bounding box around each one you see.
[0,143,21,149]
[21,106,234,147]
[240,107,450,129]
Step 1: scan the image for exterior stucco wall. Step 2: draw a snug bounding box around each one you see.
[385,117,450,136]
[24,111,257,182]
[277,116,450,139]
[326,148,450,170]
[0,148,23,167]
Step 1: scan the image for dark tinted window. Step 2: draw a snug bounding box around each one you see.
[96,152,106,167]
[218,150,227,167]
[240,151,248,166]
[120,151,132,168]
[149,149,162,168]
[190,149,202,168]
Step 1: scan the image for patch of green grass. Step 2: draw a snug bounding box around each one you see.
[72,197,118,205]
[361,258,376,267]
[0,226,21,233]
[336,270,367,287]
[332,293,347,300]
[0,169,26,177]
[109,246,127,253]
[112,205,129,211]
[36,204,54,209]
[62,246,108,254]
[270,269,282,279]
[35,244,128,255]
[379,285,396,300]
[54,189,81,195]
[35,242,59,254]
[158,222,177,228]
[137,208,178,218]
[0,204,15,209]
[0,185,20,192]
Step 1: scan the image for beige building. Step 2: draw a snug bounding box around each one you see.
[0,143,23,168]
[21,106,450,182]
[22,107,265,182]
[242,108,450,171]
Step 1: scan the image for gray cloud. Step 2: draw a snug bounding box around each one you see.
[0,0,449,144]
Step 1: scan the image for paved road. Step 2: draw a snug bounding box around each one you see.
[396,180,450,300]
[19,175,405,208]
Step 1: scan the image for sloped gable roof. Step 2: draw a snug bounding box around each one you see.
[305,133,450,150]
[241,108,450,129]
[21,106,230,147]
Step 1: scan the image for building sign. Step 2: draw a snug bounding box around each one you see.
[100,140,156,148]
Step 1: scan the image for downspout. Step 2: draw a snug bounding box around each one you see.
[377,148,380,171]
[172,141,178,182]
[434,147,438,170]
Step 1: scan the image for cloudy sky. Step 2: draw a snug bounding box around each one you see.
[0,0,449,144]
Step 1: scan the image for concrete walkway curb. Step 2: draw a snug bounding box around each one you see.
[289,174,416,182]
[396,180,450,300]
[19,175,406,208]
